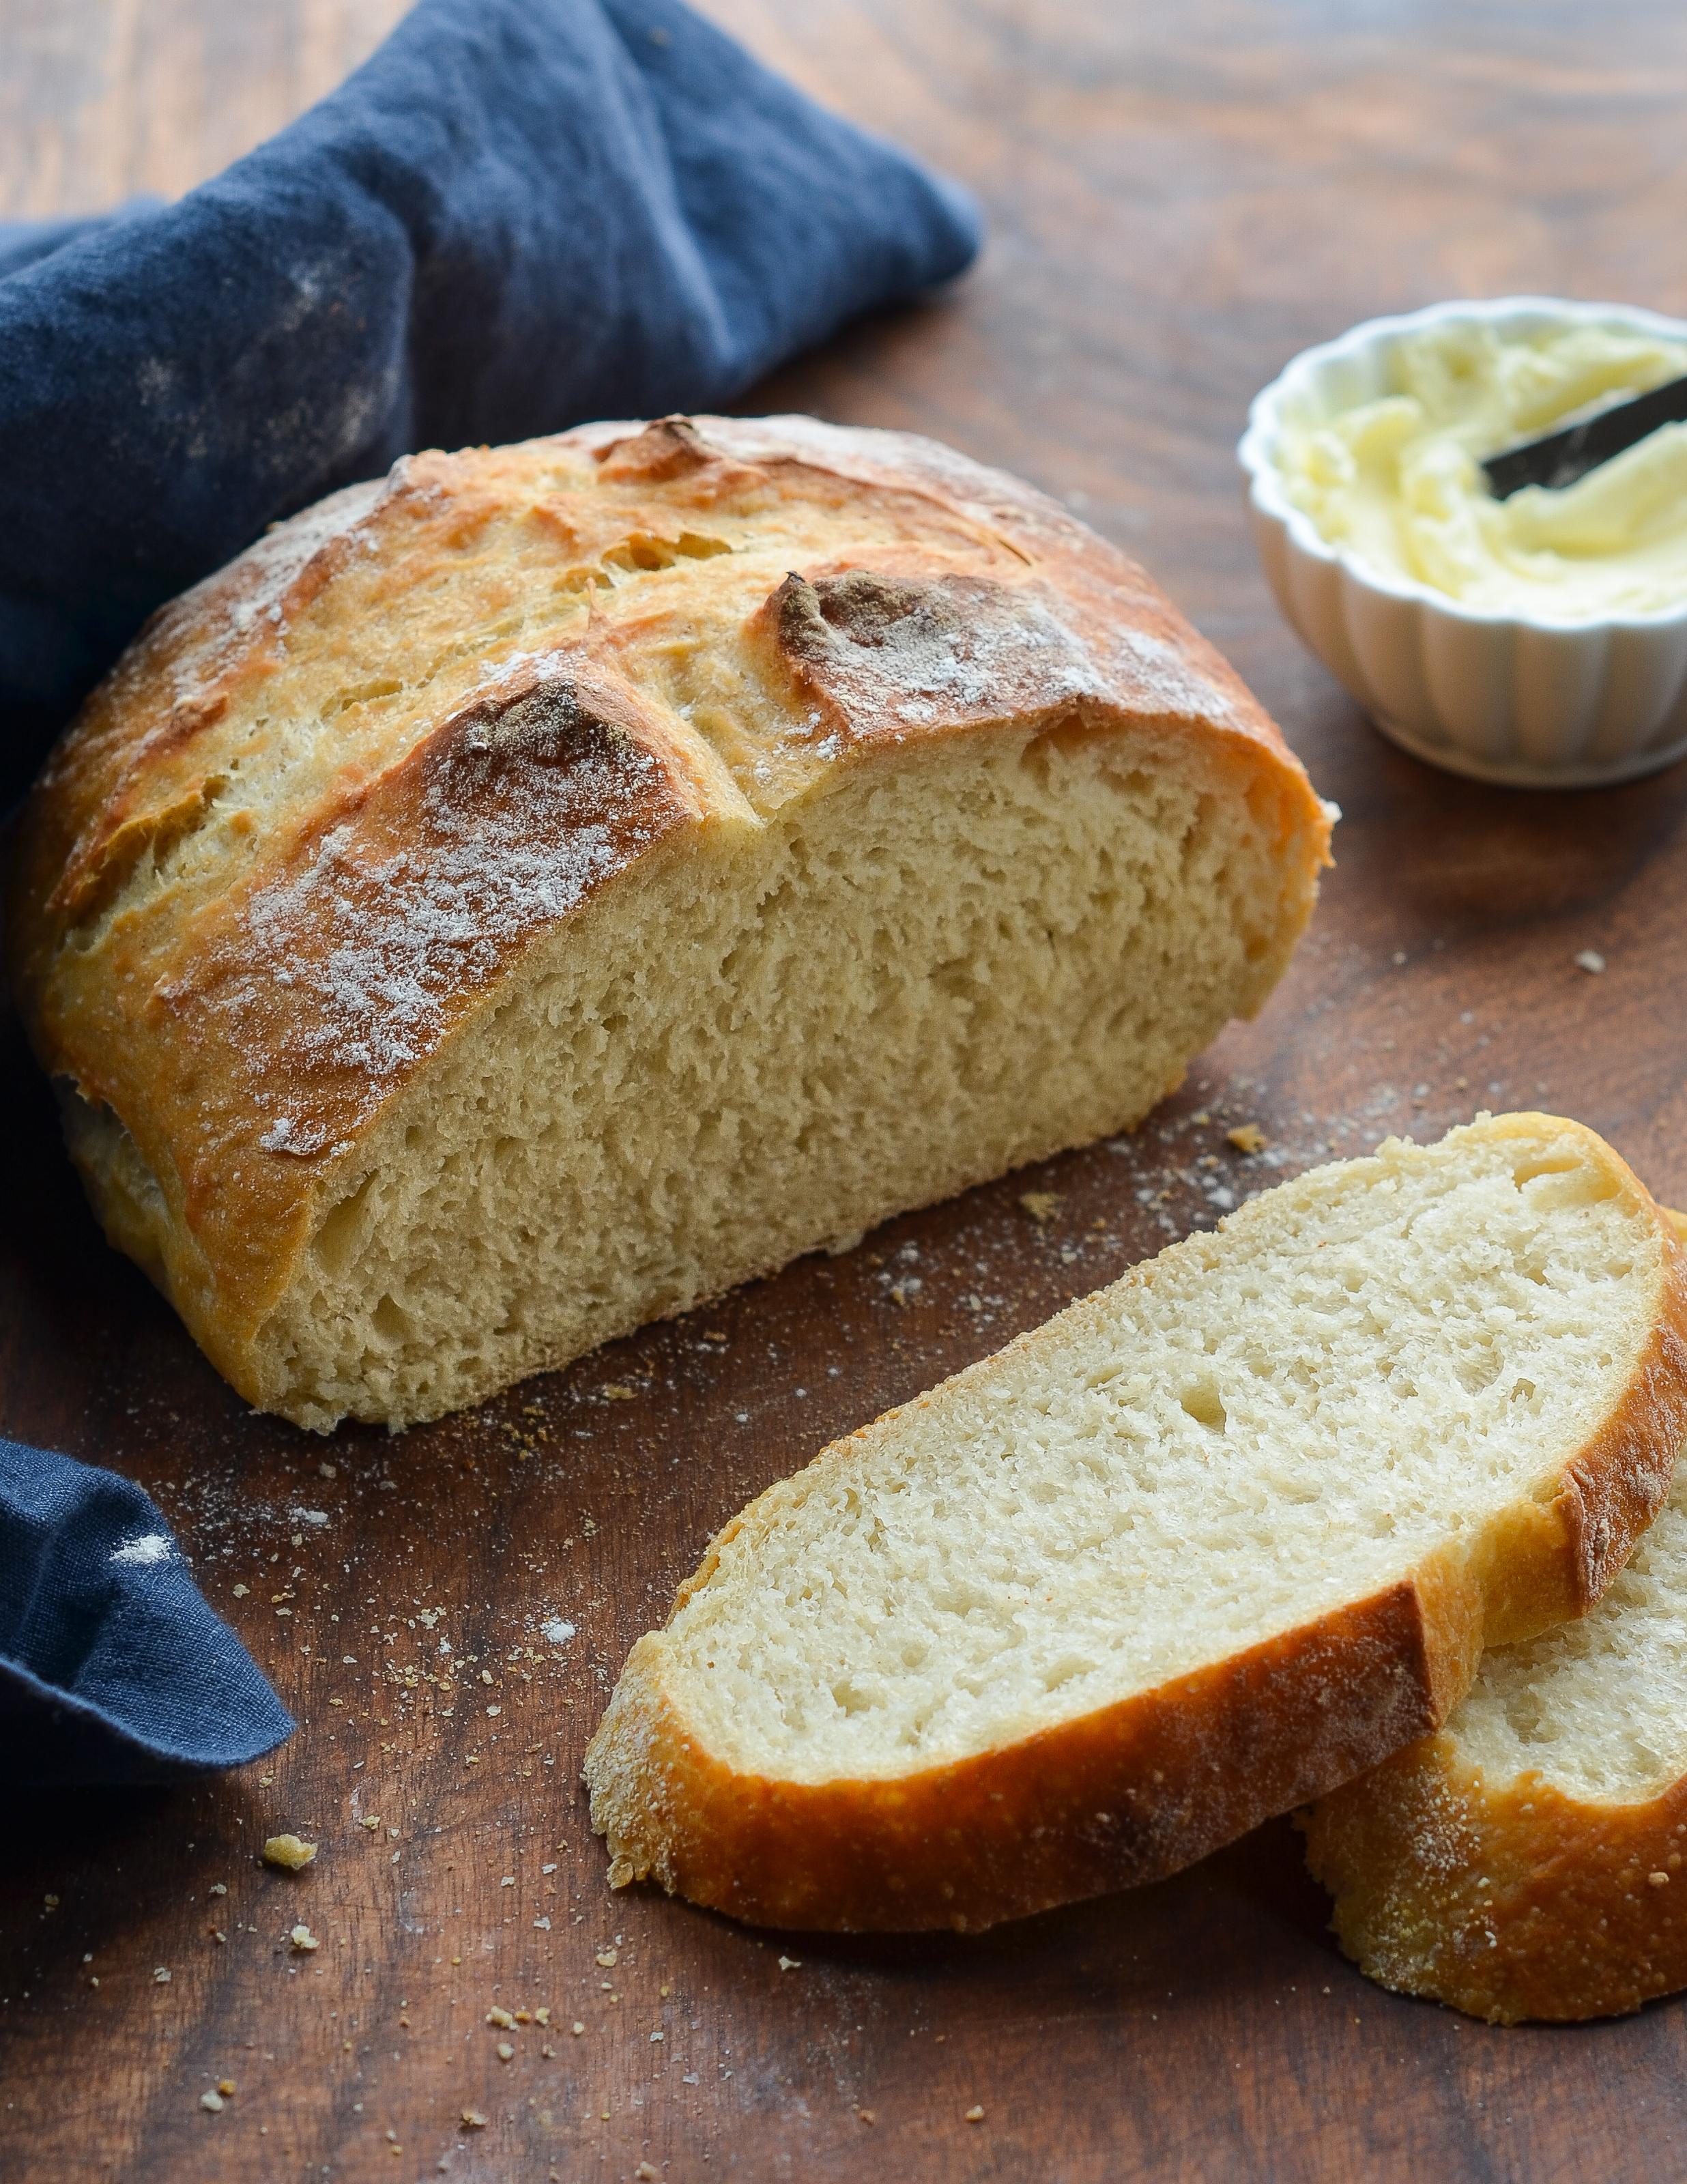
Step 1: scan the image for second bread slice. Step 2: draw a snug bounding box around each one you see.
[586,1114,1687,1931]
[1302,1463,1687,2022]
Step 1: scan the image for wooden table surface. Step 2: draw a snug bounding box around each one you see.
[8,3,1687,2180]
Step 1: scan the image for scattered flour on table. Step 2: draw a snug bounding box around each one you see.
[109,1532,172,1566]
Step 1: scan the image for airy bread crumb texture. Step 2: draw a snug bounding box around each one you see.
[238,723,1299,1427]
[650,1121,1660,1781]
[1455,1470,1687,1803]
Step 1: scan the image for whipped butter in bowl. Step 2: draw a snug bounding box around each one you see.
[1241,298,1687,786]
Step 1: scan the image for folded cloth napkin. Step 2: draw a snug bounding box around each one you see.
[0,1439,293,1784]
[0,0,977,1779]
[0,0,980,799]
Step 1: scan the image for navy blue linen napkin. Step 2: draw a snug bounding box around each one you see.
[0,0,980,797]
[0,1440,293,1784]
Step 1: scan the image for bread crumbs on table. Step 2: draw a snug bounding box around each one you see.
[261,1834,317,1871]
[290,1925,319,1952]
[461,2110,487,2129]
[966,2106,986,2123]
[1226,1123,1267,1153]
[1019,1190,1063,1223]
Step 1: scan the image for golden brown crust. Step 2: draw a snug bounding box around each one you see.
[1302,1743,1687,2024]
[6,412,1327,1409]
[590,1577,1451,1932]
[584,1118,1687,1933]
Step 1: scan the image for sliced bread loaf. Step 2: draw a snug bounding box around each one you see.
[8,414,1330,1430]
[1303,1215,1687,2023]
[585,1114,1687,1932]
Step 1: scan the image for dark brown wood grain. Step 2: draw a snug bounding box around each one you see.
[6,3,1687,2179]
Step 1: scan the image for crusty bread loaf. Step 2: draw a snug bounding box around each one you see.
[584,1115,1687,1934]
[1303,1214,1687,2023]
[6,414,1330,1430]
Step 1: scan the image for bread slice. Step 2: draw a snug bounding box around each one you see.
[1302,1214,1687,2022]
[584,1114,1687,1932]
[7,413,1331,1430]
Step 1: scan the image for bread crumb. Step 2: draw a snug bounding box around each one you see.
[199,2090,224,2113]
[595,1949,618,1968]
[486,2007,516,2028]
[608,1857,635,1888]
[1226,1123,1267,1154]
[461,2110,487,2129]
[154,1967,171,1983]
[1650,1871,1671,1887]
[571,2022,586,2036]
[218,2080,235,2097]
[601,1383,636,1400]
[636,2166,660,2181]
[1574,949,1606,975]
[1019,1191,1063,1224]
[857,2108,876,2125]
[496,2042,514,2062]
[290,1925,319,1953]
[777,1955,801,1971]
[232,1583,248,1597]
[262,1835,317,1871]
[966,2106,985,2123]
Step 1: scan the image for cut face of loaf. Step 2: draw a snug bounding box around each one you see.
[1304,1211,1687,2022]
[584,1115,1687,1934]
[8,414,1331,1429]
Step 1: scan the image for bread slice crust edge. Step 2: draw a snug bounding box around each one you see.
[1300,1737,1687,2024]
[585,1116,1687,1933]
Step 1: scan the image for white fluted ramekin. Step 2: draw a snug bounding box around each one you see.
[1239,296,1687,788]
